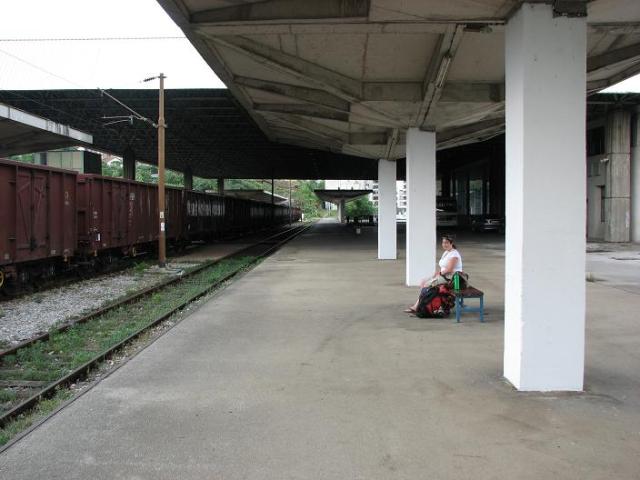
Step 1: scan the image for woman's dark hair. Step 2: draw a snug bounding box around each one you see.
[442,235,457,249]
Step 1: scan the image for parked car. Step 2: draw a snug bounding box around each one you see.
[436,196,458,228]
[471,215,505,233]
[437,208,458,228]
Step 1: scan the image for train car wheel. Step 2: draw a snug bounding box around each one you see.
[0,269,4,289]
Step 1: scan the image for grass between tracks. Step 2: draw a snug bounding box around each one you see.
[0,255,256,447]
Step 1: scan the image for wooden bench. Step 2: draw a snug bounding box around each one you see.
[452,287,485,323]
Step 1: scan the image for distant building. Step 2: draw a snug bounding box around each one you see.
[33,148,102,174]
[325,179,407,219]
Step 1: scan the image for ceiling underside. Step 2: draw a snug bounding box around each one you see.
[157,0,640,160]
[314,189,373,204]
[0,103,92,157]
[0,89,376,179]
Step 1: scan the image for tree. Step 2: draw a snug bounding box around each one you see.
[292,180,325,218]
[345,197,377,218]
[102,161,123,177]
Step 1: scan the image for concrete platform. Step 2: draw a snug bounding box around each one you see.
[1,220,639,479]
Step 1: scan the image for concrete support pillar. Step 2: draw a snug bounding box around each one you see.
[406,128,436,286]
[184,167,193,191]
[338,199,346,223]
[604,109,632,242]
[378,159,397,259]
[504,3,586,391]
[217,178,224,196]
[632,109,640,243]
[123,149,136,180]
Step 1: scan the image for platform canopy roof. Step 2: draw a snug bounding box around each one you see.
[314,189,373,205]
[0,102,92,157]
[0,89,375,179]
[157,0,640,160]
[225,188,289,204]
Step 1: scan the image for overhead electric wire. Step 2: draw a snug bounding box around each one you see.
[0,46,84,89]
[0,47,157,128]
[0,36,185,42]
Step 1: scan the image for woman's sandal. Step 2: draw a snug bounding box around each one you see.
[403,307,416,313]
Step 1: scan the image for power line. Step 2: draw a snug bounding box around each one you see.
[0,36,185,42]
[0,47,157,127]
[0,46,84,88]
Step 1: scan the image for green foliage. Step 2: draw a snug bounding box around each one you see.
[0,388,72,446]
[292,180,324,218]
[345,197,377,218]
[102,161,123,177]
[9,154,36,164]
[135,163,184,187]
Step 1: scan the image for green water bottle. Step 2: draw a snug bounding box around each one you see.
[453,273,460,291]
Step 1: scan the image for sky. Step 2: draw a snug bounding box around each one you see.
[0,0,638,92]
[0,0,224,90]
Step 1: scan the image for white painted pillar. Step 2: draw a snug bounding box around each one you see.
[378,159,397,259]
[406,128,436,286]
[504,3,586,391]
[631,108,640,243]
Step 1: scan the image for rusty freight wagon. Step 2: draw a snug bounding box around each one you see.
[76,175,184,259]
[0,158,77,288]
[1,159,301,292]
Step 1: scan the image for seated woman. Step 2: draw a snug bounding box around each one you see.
[405,235,463,314]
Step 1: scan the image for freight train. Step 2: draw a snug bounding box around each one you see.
[0,159,300,291]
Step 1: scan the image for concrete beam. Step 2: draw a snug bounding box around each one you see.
[440,82,505,103]
[212,35,406,127]
[587,41,640,73]
[383,128,400,160]
[268,114,349,143]
[415,24,466,128]
[360,81,504,102]
[587,61,640,93]
[194,22,462,36]
[436,118,505,146]
[190,0,370,24]
[350,132,388,145]
[234,76,502,106]
[254,103,350,122]
[235,76,350,112]
[210,36,362,101]
[270,126,346,151]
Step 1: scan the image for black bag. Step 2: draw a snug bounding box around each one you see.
[415,285,455,318]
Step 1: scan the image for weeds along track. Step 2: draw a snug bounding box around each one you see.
[0,223,311,441]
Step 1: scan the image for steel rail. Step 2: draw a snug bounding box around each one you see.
[0,223,311,428]
[0,224,305,359]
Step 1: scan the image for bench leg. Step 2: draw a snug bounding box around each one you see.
[479,295,484,323]
[455,298,461,323]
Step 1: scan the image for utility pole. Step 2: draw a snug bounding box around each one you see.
[157,73,167,267]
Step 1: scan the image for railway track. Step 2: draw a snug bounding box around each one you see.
[0,222,311,431]
[0,224,299,302]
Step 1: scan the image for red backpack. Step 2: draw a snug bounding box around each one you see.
[416,285,455,318]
